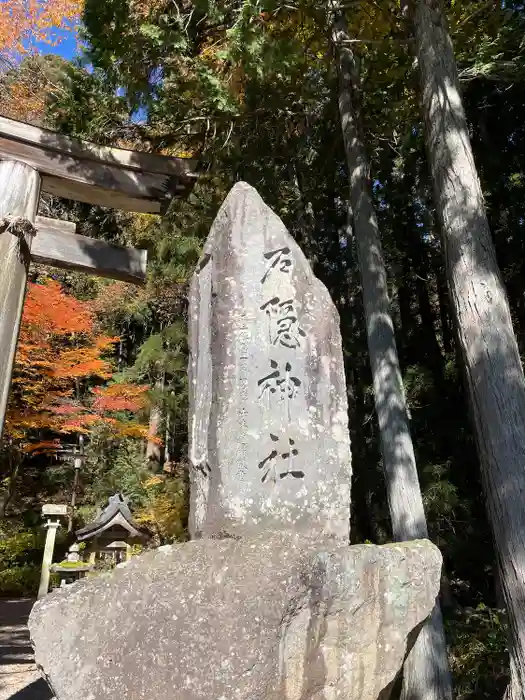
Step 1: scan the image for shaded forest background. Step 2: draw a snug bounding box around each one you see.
[0,0,524,697]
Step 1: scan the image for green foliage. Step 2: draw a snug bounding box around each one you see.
[130,321,187,380]
[0,525,45,597]
[0,529,43,569]
[135,468,189,544]
[82,434,150,508]
[0,566,41,598]
[447,605,509,700]
[48,61,137,143]
[78,433,188,542]
[54,560,87,568]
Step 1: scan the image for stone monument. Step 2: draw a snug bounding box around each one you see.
[189,182,351,539]
[29,183,443,700]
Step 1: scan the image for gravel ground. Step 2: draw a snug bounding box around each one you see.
[0,600,53,700]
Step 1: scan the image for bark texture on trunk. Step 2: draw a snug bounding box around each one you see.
[434,256,454,354]
[412,1,525,696]
[0,459,19,519]
[68,435,84,533]
[146,403,163,467]
[146,378,165,470]
[331,9,427,543]
[331,9,453,700]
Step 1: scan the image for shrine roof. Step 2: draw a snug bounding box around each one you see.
[76,494,151,542]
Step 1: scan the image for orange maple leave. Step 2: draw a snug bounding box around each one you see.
[92,384,149,413]
[5,280,148,452]
[0,0,81,57]
[0,0,82,123]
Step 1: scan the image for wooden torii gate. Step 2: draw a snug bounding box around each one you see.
[0,116,198,438]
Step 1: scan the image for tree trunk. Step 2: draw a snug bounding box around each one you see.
[331,4,426,549]
[408,228,445,388]
[0,459,19,519]
[397,259,416,366]
[331,9,453,700]
[146,378,164,470]
[411,1,525,697]
[433,254,454,355]
[289,162,317,262]
[146,403,163,468]
[68,434,84,533]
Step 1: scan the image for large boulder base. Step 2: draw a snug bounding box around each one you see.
[30,534,442,700]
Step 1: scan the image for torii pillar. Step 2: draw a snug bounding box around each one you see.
[0,116,198,438]
[0,161,40,429]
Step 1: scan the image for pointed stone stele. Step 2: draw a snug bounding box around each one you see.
[189,182,352,540]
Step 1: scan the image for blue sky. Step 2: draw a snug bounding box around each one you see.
[32,26,81,62]
[32,26,148,124]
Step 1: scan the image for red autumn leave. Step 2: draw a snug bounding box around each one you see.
[92,384,149,413]
[7,279,149,451]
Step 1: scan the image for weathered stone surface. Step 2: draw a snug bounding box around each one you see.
[30,535,441,700]
[189,182,351,539]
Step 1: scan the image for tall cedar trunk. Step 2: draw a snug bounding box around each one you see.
[146,404,163,468]
[289,163,317,262]
[433,254,454,354]
[331,10,453,700]
[397,258,416,366]
[397,159,445,383]
[411,1,525,696]
[408,228,445,388]
[146,378,165,470]
[0,460,18,519]
[68,434,84,533]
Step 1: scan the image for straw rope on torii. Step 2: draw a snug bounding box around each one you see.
[0,115,198,437]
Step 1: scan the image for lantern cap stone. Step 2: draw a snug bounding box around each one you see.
[42,504,68,517]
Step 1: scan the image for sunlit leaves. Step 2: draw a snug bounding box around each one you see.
[0,0,82,60]
[6,279,148,453]
[21,278,92,335]
[92,383,148,412]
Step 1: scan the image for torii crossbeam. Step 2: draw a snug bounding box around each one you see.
[0,116,198,438]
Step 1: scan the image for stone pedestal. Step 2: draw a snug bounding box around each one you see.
[30,535,442,700]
